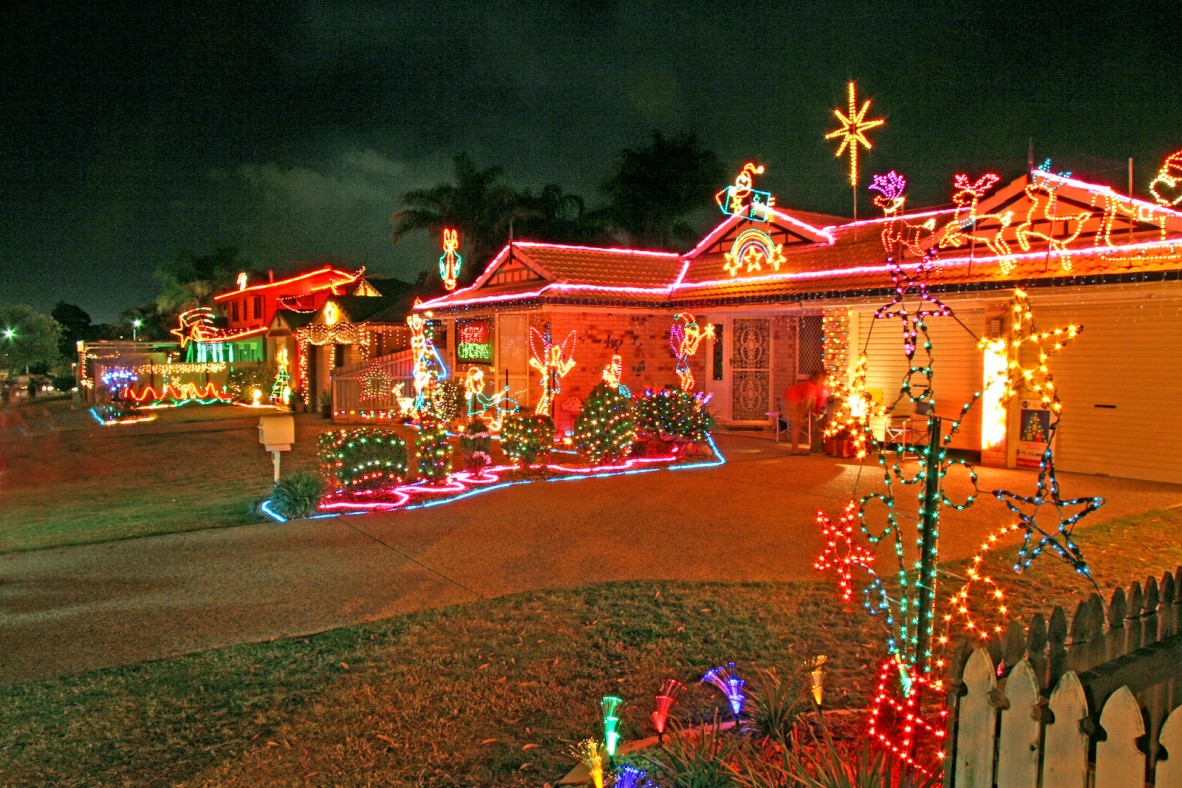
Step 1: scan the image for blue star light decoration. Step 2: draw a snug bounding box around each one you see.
[993,446,1104,576]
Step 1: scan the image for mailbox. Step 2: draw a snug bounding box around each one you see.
[259,414,294,452]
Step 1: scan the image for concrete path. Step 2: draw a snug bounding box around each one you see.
[2,432,1180,683]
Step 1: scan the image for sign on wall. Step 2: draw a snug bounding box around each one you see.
[457,318,493,364]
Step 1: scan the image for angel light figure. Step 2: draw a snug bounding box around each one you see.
[528,327,576,415]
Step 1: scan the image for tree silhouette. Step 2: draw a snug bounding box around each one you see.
[515,183,611,246]
[153,246,253,318]
[601,131,725,249]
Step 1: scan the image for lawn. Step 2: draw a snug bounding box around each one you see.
[1,401,326,552]
[2,507,1180,786]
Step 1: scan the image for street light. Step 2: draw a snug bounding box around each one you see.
[132,319,142,342]
[2,327,14,341]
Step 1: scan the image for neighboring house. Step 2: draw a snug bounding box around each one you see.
[417,169,1182,483]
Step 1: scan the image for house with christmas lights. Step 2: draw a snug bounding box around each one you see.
[414,165,1182,484]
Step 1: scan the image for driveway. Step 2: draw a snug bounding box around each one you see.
[2,432,1180,683]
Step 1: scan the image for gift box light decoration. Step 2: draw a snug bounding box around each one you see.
[528,326,576,416]
[669,313,714,392]
[438,227,462,291]
[600,695,624,757]
[650,678,684,741]
[714,161,775,219]
[702,662,746,718]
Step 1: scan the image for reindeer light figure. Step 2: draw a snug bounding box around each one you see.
[868,171,935,258]
[528,327,577,415]
[670,313,715,392]
[1015,171,1092,272]
[939,173,1014,271]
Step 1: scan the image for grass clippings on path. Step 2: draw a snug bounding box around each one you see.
[2,508,1180,787]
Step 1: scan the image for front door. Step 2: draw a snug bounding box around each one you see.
[731,318,771,421]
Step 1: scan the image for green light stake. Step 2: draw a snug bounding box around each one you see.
[601,696,624,757]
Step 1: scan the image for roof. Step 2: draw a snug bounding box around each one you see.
[213,265,363,302]
[416,171,1182,314]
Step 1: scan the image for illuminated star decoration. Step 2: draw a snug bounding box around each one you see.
[825,80,885,187]
[355,359,395,401]
[872,249,952,360]
[814,500,876,605]
[439,227,462,291]
[669,313,715,392]
[528,326,577,415]
[993,288,1081,416]
[993,453,1104,575]
[1149,149,1182,207]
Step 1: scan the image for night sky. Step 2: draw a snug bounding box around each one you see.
[4,1,1180,322]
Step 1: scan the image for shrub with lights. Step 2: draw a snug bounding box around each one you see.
[634,387,714,442]
[459,416,492,476]
[318,427,409,494]
[425,379,464,424]
[415,418,453,484]
[225,364,274,403]
[501,413,555,467]
[574,381,635,464]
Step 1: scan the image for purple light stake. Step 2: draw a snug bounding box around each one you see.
[601,695,624,757]
[702,662,747,718]
[650,678,685,743]
[613,763,655,788]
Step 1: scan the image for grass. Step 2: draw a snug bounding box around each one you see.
[0,401,329,552]
[2,507,1180,786]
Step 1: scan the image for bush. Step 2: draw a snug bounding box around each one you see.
[634,387,714,442]
[52,374,77,392]
[459,417,493,475]
[574,382,635,464]
[318,428,409,493]
[224,364,274,402]
[501,413,555,466]
[416,419,453,484]
[271,471,325,519]
[425,379,464,423]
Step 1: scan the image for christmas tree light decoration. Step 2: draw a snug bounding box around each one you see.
[528,326,577,415]
[702,662,746,718]
[600,696,625,757]
[669,313,714,391]
[825,80,885,188]
[938,173,1014,270]
[1150,149,1182,207]
[355,359,395,401]
[650,679,685,741]
[722,228,786,278]
[869,170,936,258]
[993,451,1104,575]
[571,740,608,788]
[872,250,952,360]
[270,348,292,404]
[1015,170,1092,271]
[613,764,655,788]
[574,381,636,464]
[714,162,776,219]
[439,227,462,291]
[814,500,876,605]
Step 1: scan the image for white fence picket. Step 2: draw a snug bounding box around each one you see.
[954,649,998,788]
[1095,686,1146,787]
[1041,671,1089,787]
[1155,704,1182,787]
[996,659,1041,788]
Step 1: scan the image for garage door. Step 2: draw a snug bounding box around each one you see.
[1038,292,1182,484]
[855,308,986,452]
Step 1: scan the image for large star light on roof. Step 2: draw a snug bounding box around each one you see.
[825,80,885,188]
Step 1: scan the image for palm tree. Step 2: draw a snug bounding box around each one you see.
[601,131,725,250]
[391,153,525,287]
[515,183,611,246]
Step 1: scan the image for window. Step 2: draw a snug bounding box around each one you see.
[456,317,494,364]
[798,315,824,376]
[711,324,724,381]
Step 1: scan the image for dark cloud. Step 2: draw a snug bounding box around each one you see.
[2,1,1180,320]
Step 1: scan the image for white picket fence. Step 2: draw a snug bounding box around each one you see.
[944,569,1182,787]
[331,350,414,421]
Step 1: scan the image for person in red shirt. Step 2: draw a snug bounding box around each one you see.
[782,372,827,454]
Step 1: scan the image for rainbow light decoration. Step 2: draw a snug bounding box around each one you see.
[601,695,624,757]
[439,227,462,291]
[825,80,884,188]
[528,326,576,415]
[1150,149,1182,207]
[714,162,775,219]
[702,662,746,718]
[722,227,785,278]
[669,313,714,392]
[650,678,684,741]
